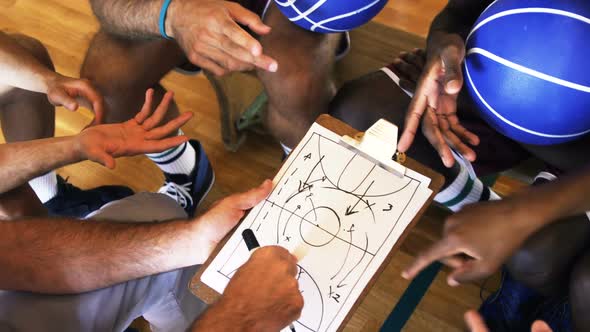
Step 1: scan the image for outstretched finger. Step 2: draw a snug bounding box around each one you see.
[441,124,477,162]
[145,112,194,140]
[423,108,455,167]
[447,114,480,146]
[464,310,489,332]
[399,93,427,152]
[134,89,155,124]
[189,52,227,76]
[142,91,174,130]
[140,135,190,154]
[531,321,553,332]
[227,2,271,38]
[402,239,457,280]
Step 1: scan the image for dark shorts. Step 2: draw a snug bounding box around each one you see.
[381,64,590,175]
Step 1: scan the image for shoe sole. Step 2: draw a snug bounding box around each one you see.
[196,170,215,209]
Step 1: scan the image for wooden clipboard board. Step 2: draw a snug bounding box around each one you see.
[190,114,444,330]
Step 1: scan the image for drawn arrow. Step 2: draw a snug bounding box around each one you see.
[345,181,374,216]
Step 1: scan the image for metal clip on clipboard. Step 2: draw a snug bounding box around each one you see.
[339,119,407,178]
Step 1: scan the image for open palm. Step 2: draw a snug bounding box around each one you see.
[77,89,193,169]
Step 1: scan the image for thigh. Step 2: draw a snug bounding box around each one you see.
[0,265,205,332]
[507,214,590,296]
[520,134,590,173]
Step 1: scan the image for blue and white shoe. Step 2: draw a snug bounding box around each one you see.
[44,176,134,218]
[158,140,215,217]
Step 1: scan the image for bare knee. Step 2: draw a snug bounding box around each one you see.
[507,235,573,296]
[330,71,409,131]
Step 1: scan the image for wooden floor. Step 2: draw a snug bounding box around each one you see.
[0,1,522,331]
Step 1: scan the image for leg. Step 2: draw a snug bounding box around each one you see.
[0,33,53,218]
[0,193,206,332]
[507,215,590,297]
[570,248,590,332]
[257,2,341,148]
[80,30,185,124]
[82,31,213,218]
[521,134,590,173]
[0,33,55,142]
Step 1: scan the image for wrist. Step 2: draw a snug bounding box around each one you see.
[40,71,61,94]
[163,0,181,39]
[71,134,88,162]
[509,193,555,235]
[189,217,218,264]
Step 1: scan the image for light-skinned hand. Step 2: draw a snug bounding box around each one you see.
[45,74,105,124]
[167,0,278,76]
[76,88,192,169]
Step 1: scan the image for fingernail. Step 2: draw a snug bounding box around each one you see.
[448,278,459,287]
[268,62,278,72]
[401,271,409,279]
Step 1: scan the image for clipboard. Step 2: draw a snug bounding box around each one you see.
[189,114,444,330]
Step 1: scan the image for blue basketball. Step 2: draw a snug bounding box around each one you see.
[273,0,388,33]
[464,0,590,145]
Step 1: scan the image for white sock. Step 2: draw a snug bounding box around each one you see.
[29,171,58,203]
[280,142,292,156]
[147,137,196,175]
[434,151,499,212]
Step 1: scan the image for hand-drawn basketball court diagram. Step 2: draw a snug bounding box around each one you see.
[210,130,428,332]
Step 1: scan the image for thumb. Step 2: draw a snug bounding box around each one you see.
[531,321,553,332]
[440,44,465,94]
[49,89,79,111]
[447,261,493,286]
[233,179,273,210]
[89,149,116,169]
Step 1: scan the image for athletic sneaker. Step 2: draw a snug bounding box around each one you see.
[44,176,134,218]
[479,270,543,332]
[158,140,215,218]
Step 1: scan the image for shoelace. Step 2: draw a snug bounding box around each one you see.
[158,181,194,208]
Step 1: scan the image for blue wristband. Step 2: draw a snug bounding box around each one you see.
[159,0,173,40]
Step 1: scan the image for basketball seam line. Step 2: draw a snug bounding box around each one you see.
[275,0,383,32]
[467,47,590,93]
[467,7,590,42]
[464,61,590,139]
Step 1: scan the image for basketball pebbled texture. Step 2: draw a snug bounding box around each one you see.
[464,0,590,145]
[273,0,388,33]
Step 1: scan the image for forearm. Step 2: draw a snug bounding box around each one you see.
[0,216,211,294]
[0,137,82,194]
[0,31,56,92]
[90,0,162,39]
[511,166,590,234]
[191,299,257,332]
[427,0,493,52]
